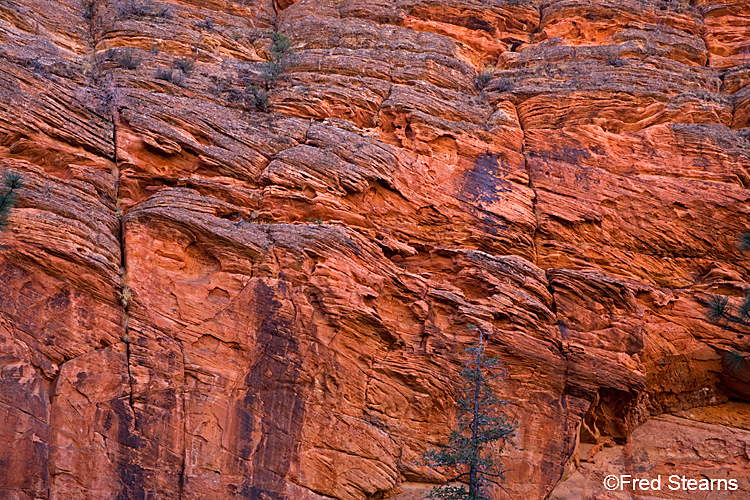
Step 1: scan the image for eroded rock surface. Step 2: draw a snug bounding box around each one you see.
[1,0,749,499]
[550,409,750,499]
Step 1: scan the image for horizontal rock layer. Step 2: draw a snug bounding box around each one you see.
[1,0,749,499]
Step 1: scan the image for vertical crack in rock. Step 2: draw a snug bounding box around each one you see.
[697,0,737,130]
[696,6,712,69]
[545,271,576,499]
[512,17,576,487]
[373,83,395,131]
[517,99,539,266]
[178,342,187,500]
[4,0,748,497]
[532,1,544,43]
[45,371,56,500]
[105,33,143,498]
[112,95,133,415]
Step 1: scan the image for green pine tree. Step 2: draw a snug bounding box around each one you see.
[706,231,750,328]
[706,231,750,374]
[262,31,294,88]
[0,171,23,231]
[420,330,517,500]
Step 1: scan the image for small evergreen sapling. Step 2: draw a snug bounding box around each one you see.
[739,231,750,252]
[706,292,750,327]
[0,171,23,231]
[706,231,750,375]
[420,330,517,500]
[262,32,294,88]
[271,31,293,58]
[706,232,750,329]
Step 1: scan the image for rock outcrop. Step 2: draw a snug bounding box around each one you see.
[1,0,749,499]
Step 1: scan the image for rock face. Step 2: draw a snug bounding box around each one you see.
[1,0,749,499]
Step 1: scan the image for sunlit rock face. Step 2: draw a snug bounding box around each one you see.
[1,0,749,499]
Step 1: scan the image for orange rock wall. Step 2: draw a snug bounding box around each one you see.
[1,0,749,499]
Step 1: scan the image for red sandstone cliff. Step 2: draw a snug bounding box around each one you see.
[1,0,749,499]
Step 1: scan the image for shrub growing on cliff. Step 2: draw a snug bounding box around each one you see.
[707,232,750,329]
[82,0,94,19]
[155,66,183,86]
[706,232,750,374]
[0,171,24,231]
[475,65,494,91]
[739,232,750,252]
[195,17,214,31]
[707,291,750,327]
[262,31,294,89]
[246,86,269,112]
[172,56,195,76]
[115,48,141,70]
[271,31,293,61]
[116,0,171,19]
[495,77,514,93]
[419,330,517,499]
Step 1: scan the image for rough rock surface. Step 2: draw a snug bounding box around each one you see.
[0,0,749,499]
[550,410,750,500]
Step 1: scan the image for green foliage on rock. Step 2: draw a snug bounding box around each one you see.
[115,48,141,70]
[739,231,750,252]
[706,232,750,375]
[0,171,23,231]
[245,86,269,112]
[475,65,494,91]
[262,31,294,89]
[420,331,517,500]
[706,234,750,330]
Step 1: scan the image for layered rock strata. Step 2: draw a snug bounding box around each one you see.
[1,0,749,499]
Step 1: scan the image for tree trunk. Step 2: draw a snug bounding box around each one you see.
[469,337,482,498]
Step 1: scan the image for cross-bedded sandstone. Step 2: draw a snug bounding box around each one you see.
[1,0,749,499]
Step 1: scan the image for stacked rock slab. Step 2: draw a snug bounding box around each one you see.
[0,0,748,499]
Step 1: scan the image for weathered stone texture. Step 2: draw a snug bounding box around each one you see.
[1,0,749,499]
